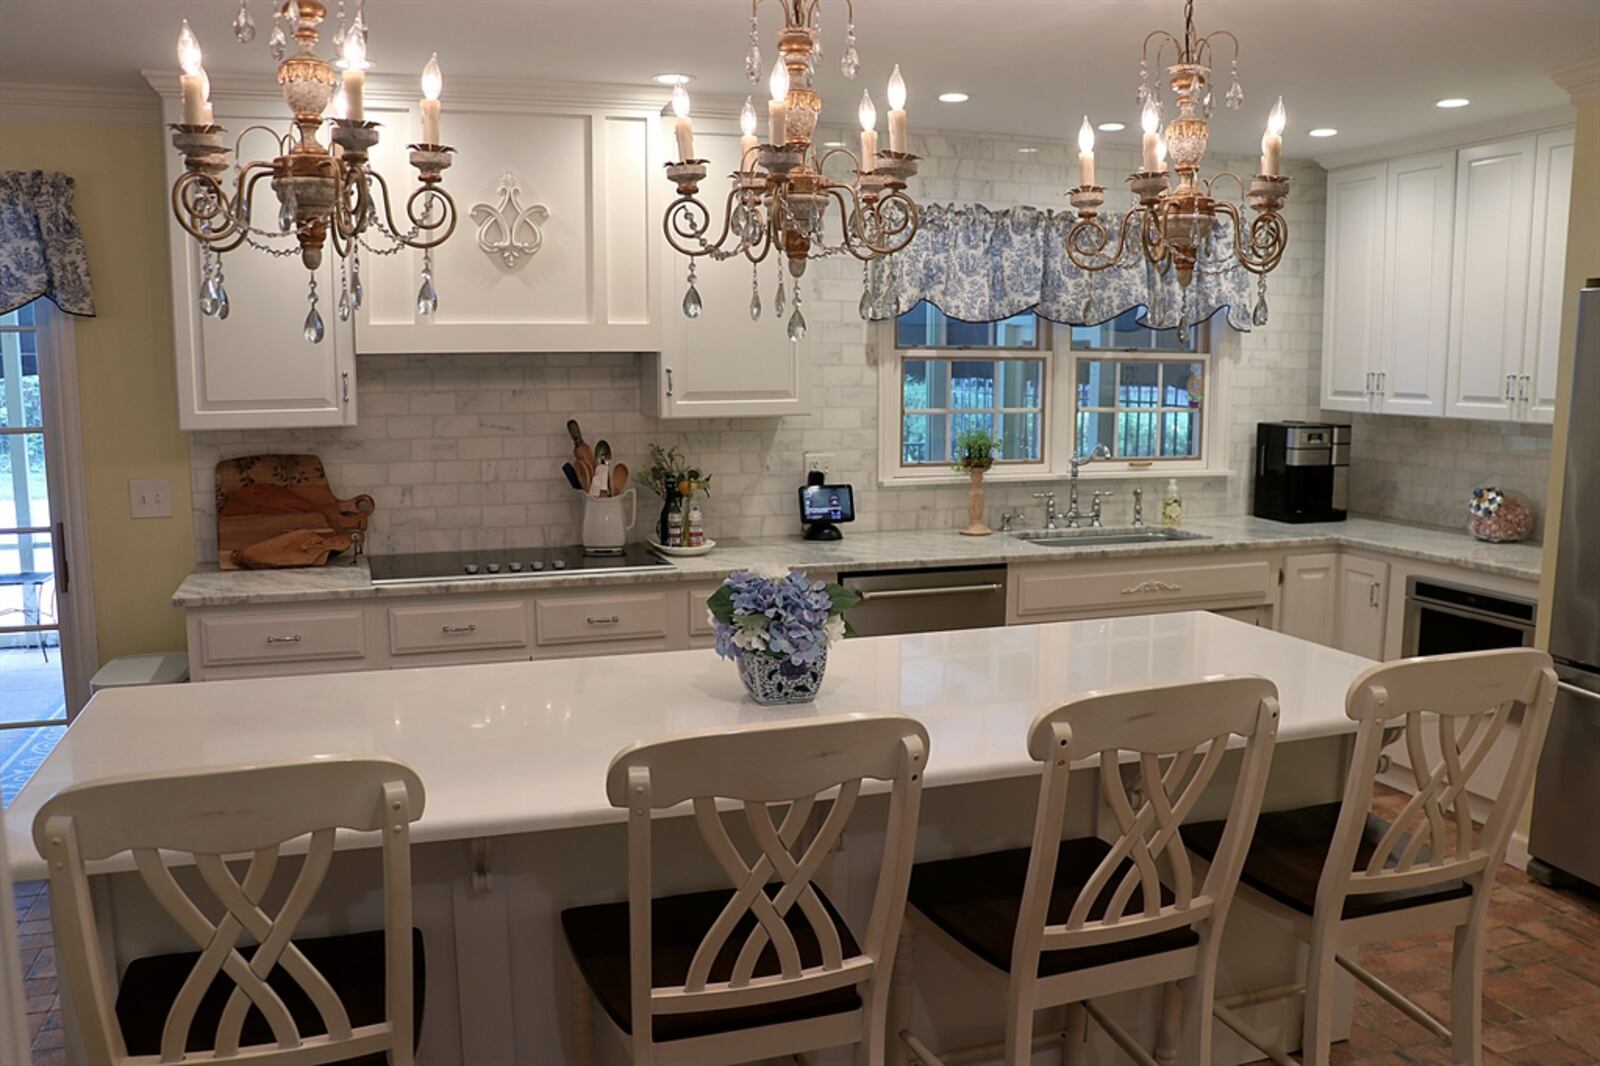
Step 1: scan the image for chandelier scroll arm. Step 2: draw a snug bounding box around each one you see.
[362,166,457,251]
[662,185,744,259]
[1214,201,1287,276]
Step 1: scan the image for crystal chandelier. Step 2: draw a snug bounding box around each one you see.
[662,0,920,341]
[167,0,458,343]
[1066,0,1290,333]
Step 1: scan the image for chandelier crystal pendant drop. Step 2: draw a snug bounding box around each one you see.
[662,0,921,338]
[1067,0,1290,332]
[168,0,458,342]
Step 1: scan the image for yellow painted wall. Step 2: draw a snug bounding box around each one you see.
[0,121,193,664]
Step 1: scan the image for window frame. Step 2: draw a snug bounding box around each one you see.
[876,310,1234,486]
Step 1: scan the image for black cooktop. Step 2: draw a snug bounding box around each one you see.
[368,543,672,586]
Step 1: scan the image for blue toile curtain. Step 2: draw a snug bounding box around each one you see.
[0,171,96,317]
[865,203,1254,331]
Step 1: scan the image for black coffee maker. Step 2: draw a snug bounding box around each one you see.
[1253,421,1350,523]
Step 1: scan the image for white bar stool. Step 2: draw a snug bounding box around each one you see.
[1184,647,1558,1066]
[896,675,1281,1066]
[561,714,929,1066]
[33,756,426,1066]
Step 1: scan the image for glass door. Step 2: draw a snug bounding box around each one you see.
[0,304,69,789]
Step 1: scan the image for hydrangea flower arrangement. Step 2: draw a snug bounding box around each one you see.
[707,566,860,666]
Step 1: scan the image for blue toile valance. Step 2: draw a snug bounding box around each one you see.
[864,203,1254,331]
[0,171,96,317]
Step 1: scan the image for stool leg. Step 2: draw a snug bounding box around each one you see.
[1061,1002,1088,1066]
[1154,982,1181,1066]
[889,926,916,1066]
[568,946,596,1066]
[1451,915,1486,1066]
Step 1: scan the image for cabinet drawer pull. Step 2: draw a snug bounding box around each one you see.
[265,634,303,644]
[1517,373,1529,402]
[441,624,478,634]
[1369,581,1380,608]
[665,368,674,398]
[586,615,621,625]
[1120,580,1183,595]
[1504,373,1515,401]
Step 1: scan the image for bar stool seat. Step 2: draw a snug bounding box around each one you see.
[1185,803,1473,919]
[115,929,426,1064]
[562,884,861,1043]
[907,839,1200,978]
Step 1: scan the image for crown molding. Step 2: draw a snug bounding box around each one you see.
[1313,106,1576,170]
[0,82,162,126]
[1550,58,1600,105]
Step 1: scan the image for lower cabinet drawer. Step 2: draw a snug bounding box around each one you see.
[536,593,669,646]
[198,610,367,667]
[1015,559,1274,618]
[388,600,529,656]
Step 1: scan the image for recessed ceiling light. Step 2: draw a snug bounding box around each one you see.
[1096,122,1126,132]
[937,92,970,103]
[652,73,693,86]
[1309,127,1339,138]
[1435,97,1470,109]
[1017,146,1039,154]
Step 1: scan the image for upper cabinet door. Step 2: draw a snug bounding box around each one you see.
[1523,128,1575,425]
[1378,152,1454,416]
[645,120,811,419]
[1446,138,1536,421]
[163,97,357,430]
[1321,163,1387,412]
[354,100,663,354]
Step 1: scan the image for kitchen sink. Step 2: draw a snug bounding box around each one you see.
[1012,527,1210,548]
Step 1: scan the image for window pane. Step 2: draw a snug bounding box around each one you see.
[894,301,1041,349]
[1114,411,1158,457]
[902,413,948,464]
[1162,410,1201,457]
[1076,412,1115,457]
[949,360,995,409]
[0,304,37,328]
[902,358,952,410]
[1000,412,1041,461]
[950,411,995,448]
[0,331,43,431]
[1163,361,1204,407]
[998,360,1043,408]
[1070,306,1198,352]
[1076,360,1115,408]
[896,302,938,348]
[994,312,1038,348]
[1119,362,1161,408]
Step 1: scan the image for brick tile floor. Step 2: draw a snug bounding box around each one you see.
[12,791,1599,1064]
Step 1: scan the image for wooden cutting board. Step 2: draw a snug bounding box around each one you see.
[215,454,375,570]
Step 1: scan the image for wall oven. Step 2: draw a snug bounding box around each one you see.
[1402,578,1536,657]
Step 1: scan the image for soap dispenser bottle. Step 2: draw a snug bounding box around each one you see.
[1160,478,1184,527]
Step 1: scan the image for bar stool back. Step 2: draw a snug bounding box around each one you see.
[565,714,928,1066]
[33,756,426,1066]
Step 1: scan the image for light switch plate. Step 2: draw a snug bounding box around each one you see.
[129,479,172,519]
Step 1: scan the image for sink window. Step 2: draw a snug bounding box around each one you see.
[879,303,1228,483]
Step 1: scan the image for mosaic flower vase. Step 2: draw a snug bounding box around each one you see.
[736,648,829,706]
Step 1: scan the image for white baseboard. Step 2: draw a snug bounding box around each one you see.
[1506,831,1531,872]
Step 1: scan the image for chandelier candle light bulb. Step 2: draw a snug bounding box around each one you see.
[767,59,790,145]
[671,81,695,162]
[177,20,208,125]
[420,53,443,144]
[886,65,908,152]
[1077,115,1095,187]
[739,96,759,165]
[340,31,366,122]
[859,90,878,173]
[1261,95,1286,176]
[1141,97,1160,171]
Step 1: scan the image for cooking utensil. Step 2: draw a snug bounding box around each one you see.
[566,419,584,447]
[561,463,582,490]
[592,461,611,498]
[214,454,372,570]
[573,440,596,471]
[610,462,629,495]
[575,455,596,492]
[595,440,612,465]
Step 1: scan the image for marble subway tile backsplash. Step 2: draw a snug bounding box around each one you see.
[188,127,1338,561]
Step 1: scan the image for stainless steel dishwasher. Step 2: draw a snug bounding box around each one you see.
[839,566,1007,637]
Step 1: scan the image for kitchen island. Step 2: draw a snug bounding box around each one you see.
[8,612,1375,1064]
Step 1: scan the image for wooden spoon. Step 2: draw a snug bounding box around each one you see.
[574,440,596,471]
[610,462,629,495]
[575,455,595,492]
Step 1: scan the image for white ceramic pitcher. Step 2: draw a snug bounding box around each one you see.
[581,487,636,553]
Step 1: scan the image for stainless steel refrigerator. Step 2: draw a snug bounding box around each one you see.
[1529,280,1600,891]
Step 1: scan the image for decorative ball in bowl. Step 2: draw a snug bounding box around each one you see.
[1468,486,1534,543]
[707,567,860,706]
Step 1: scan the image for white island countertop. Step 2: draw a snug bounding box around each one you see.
[4,612,1375,881]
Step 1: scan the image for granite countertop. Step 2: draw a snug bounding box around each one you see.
[172,515,1544,608]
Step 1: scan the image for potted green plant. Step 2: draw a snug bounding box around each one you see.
[951,425,1002,536]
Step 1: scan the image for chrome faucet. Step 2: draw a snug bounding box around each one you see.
[1062,444,1112,528]
[1090,490,1116,528]
[1000,509,1026,533]
[1032,492,1060,530]
[1132,487,1145,528]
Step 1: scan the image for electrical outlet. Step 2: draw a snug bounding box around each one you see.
[804,452,835,479]
[129,479,172,519]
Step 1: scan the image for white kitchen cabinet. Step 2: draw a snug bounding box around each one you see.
[644,119,812,419]
[1377,152,1455,416]
[160,96,358,430]
[354,96,664,354]
[1278,552,1340,645]
[1320,163,1388,413]
[1334,553,1388,660]
[1523,128,1576,424]
[1446,137,1537,421]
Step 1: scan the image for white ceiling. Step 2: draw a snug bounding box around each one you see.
[2,1,1596,155]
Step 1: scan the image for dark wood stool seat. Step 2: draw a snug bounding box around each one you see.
[1185,802,1472,919]
[562,885,863,1043]
[908,838,1201,977]
[115,929,426,1065]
